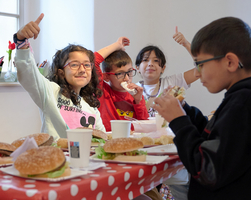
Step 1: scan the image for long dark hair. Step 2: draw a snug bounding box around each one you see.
[47,44,102,108]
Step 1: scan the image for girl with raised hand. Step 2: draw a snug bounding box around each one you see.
[14,13,105,140]
[135,26,198,117]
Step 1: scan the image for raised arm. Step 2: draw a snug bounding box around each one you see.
[97,37,130,59]
[173,26,192,56]
[16,13,44,48]
[173,26,198,84]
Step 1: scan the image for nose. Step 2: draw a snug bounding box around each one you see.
[123,73,130,81]
[148,60,154,66]
[79,64,86,72]
[193,68,201,78]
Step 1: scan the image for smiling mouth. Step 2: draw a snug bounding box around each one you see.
[146,69,155,72]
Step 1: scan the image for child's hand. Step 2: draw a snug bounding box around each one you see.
[126,83,143,104]
[173,26,189,48]
[17,13,44,40]
[152,93,186,122]
[116,37,130,51]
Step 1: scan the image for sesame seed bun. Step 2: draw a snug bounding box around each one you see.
[0,142,16,156]
[76,127,108,140]
[57,138,68,149]
[14,146,67,177]
[103,138,144,153]
[113,154,146,162]
[11,133,53,148]
[0,142,16,165]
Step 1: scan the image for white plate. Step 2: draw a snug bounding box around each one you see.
[139,144,177,155]
[0,165,89,182]
[90,155,169,165]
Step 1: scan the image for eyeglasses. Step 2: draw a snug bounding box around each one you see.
[63,61,93,70]
[106,69,137,79]
[194,55,225,72]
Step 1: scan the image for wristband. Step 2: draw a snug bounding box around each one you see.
[13,33,29,49]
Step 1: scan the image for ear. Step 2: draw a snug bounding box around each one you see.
[135,65,140,71]
[58,69,65,77]
[225,53,240,72]
[103,72,110,82]
[161,65,166,74]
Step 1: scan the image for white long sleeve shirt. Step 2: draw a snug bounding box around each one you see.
[15,49,105,140]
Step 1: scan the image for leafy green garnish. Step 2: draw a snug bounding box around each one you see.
[95,145,107,159]
[28,162,69,178]
[92,138,106,143]
[51,142,61,148]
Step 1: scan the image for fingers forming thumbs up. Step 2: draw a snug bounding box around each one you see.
[17,13,44,40]
[35,13,44,25]
[175,26,178,33]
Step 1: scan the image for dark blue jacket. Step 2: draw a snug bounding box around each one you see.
[170,77,251,200]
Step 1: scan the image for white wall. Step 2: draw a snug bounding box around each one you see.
[0,85,41,143]
[1,0,251,143]
[93,0,251,115]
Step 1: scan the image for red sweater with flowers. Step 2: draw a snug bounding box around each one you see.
[94,52,149,132]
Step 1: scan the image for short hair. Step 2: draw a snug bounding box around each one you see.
[102,50,132,72]
[191,17,251,70]
[135,45,166,68]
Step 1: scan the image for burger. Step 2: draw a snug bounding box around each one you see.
[154,135,174,145]
[137,136,155,146]
[167,86,186,101]
[0,142,16,165]
[14,146,70,178]
[95,138,147,162]
[77,127,108,146]
[56,138,68,149]
[11,133,54,148]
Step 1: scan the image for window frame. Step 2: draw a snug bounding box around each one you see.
[0,0,23,77]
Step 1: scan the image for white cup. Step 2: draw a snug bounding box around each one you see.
[155,113,165,130]
[110,120,131,139]
[66,129,93,168]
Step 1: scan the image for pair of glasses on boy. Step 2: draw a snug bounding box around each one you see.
[63,61,94,70]
[194,55,244,72]
[106,69,137,79]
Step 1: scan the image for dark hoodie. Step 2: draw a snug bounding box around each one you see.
[170,77,251,200]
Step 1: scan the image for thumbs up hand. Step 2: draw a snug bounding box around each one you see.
[173,26,189,47]
[17,13,44,40]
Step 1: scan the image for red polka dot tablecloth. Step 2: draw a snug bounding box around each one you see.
[0,155,184,200]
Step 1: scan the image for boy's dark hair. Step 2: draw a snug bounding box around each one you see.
[135,45,166,68]
[47,44,102,108]
[102,50,132,72]
[191,17,251,70]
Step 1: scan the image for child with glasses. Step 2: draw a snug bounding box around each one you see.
[135,27,198,117]
[153,17,251,200]
[94,37,149,132]
[13,13,105,140]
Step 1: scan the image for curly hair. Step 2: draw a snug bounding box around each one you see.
[47,44,102,108]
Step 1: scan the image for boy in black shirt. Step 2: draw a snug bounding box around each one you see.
[152,17,251,200]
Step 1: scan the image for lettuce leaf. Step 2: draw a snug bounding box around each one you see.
[51,142,61,148]
[95,146,147,160]
[95,145,107,159]
[28,162,69,178]
[92,137,106,143]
